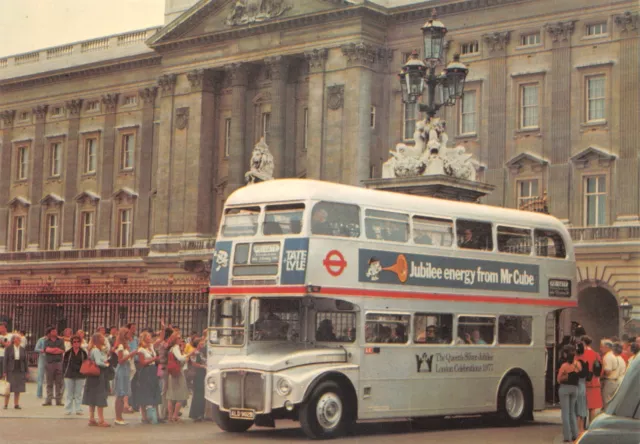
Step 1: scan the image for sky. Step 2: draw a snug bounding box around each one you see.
[0,0,165,58]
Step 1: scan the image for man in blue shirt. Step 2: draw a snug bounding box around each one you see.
[34,333,48,398]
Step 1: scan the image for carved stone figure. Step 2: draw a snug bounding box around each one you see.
[382,116,478,181]
[226,0,291,26]
[245,137,275,184]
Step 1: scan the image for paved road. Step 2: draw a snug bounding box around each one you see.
[0,385,567,443]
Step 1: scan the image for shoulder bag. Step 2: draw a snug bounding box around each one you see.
[80,355,101,377]
[167,349,182,377]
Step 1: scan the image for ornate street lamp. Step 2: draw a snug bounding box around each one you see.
[620,297,633,323]
[399,10,469,119]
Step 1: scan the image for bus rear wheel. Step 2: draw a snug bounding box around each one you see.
[300,381,353,439]
[213,405,254,433]
[497,376,531,424]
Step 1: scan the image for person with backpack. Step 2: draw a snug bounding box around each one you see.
[581,335,603,423]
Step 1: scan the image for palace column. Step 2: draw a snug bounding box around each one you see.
[340,43,374,186]
[225,63,248,194]
[265,56,289,178]
[545,22,574,223]
[96,94,118,248]
[304,48,328,180]
[27,105,48,250]
[151,74,177,249]
[61,99,83,249]
[0,110,16,253]
[181,69,216,236]
[613,12,640,223]
[133,87,157,246]
[482,32,510,207]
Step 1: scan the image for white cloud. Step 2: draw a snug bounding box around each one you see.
[0,0,164,58]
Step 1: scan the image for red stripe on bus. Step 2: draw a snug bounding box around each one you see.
[209,286,578,308]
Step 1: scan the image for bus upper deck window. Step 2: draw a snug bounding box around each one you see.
[534,229,566,258]
[222,207,260,237]
[497,226,532,255]
[311,202,360,238]
[413,216,453,247]
[263,203,304,236]
[457,220,493,251]
[365,209,409,243]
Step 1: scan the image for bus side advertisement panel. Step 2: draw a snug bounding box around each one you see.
[281,238,309,285]
[359,249,539,293]
[211,241,233,286]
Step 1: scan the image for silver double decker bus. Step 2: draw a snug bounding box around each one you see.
[205,179,577,439]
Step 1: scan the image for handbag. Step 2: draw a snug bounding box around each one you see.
[80,359,101,377]
[0,378,10,397]
[167,352,181,377]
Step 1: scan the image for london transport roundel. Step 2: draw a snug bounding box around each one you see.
[323,250,347,277]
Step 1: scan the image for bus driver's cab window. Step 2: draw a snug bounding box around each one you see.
[457,220,493,251]
[311,202,360,237]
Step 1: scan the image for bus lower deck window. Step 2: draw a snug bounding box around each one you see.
[365,314,410,344]
[456,316,495,345]
[414,313,453,344]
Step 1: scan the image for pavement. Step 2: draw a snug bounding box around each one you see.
[0,383,569,443]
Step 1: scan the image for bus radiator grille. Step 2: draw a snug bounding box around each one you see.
[221,371,265,412]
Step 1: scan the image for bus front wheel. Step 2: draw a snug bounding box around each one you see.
[497,376,531,424]
[300,381,353,439]
[213,406,254,433]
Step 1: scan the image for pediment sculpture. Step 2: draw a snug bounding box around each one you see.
[226,0,291,26]
[245,137,275,184]
[382,117,479,181]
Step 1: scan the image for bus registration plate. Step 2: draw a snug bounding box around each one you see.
[229,408,256,420]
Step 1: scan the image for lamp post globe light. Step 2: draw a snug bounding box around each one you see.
[399,10,469,119]
[620,297,633,324]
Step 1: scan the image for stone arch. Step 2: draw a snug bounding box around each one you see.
[572,280,619,347]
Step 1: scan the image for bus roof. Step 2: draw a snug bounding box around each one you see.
[227,179,567,232]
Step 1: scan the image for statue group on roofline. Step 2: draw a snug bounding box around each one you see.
[245,137,275,184]
[382,117,479,181]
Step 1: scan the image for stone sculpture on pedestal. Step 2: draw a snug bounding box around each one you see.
[245,137,275,184]
[382,117,478,181]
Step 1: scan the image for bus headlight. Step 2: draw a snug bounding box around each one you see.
[276,377,292,396]
[206,375,217,392]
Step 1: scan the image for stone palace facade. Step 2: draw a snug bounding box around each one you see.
[0,0,638,341]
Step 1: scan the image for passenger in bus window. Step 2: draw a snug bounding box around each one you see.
[416,325,440,343]
[311,208,332,235]
[389,325,406,343]
[464,329,487,345]
[458,229,481,249]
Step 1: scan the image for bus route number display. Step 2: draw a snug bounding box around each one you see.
[548,279,571,298]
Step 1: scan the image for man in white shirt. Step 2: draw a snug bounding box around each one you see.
[600,339,620,408]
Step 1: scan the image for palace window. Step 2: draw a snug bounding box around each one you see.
[117,209,132,248]
[520,32,540,46]
[370,106,376,129]
[19,111,29,121]
[586,22,607,36]
[123,95,137,106]
[460,90,477,134]
[45,213,59,251]
[224,118,232,158]
[262,112,271,143]
[80,211,95,249]
[586,76,605,122]
[403,102,418,140]
[517,179,539,209]
[460,41,479,55]
[50,142,62,177]
[86,100,100,112]
[584,175,606,226]
[120,133,134,170]
[520,84,539,129]
[50,106,63,117]
[85,138,97,173]
[12,216,26,252]
[17,146,29,180]
[303,109,309,151]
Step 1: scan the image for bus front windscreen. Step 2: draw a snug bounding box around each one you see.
[209,298,245,346]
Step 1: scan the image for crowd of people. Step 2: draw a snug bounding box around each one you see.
[557,329,639,443]
[0,321,209,427]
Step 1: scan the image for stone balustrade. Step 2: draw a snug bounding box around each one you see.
[568,226,640,242]
[0,27,160,74]
[0,248,150,262]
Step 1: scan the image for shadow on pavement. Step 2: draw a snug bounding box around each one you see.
[244,416,556,441]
